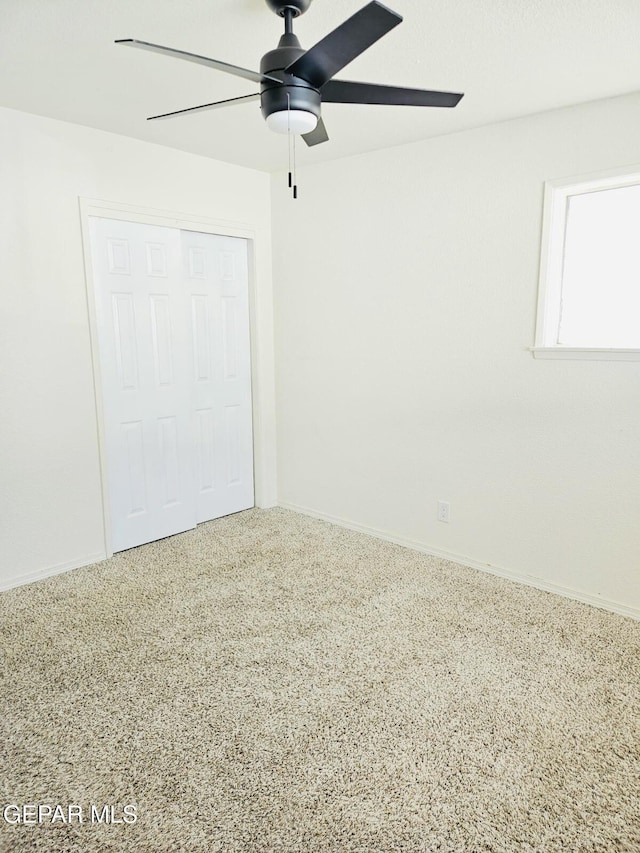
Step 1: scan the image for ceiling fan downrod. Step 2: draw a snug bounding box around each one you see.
[283,8,294,35]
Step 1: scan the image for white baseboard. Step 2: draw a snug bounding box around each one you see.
[0,552,106,592]
[278,501,640,623]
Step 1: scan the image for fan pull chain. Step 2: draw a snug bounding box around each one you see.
[293,133,298,199]
[285,93,298,199]
[287,94,293,191]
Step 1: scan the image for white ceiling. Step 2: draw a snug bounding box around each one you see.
[3,0,640,173]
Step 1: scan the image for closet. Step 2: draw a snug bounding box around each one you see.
[89,217,253,552]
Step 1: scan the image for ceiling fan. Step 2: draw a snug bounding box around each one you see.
[116,0,464,148]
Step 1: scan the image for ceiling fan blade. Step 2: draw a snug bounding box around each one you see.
[115,39,280,85]
[284,1,402,89]
[302,116,329,146]
[321,79,464,107]
[147,93,260,121]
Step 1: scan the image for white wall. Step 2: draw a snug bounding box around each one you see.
[0,106,276,589]
[272,92,640,618]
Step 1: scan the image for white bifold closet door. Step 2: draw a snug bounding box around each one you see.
[90,217,254,553]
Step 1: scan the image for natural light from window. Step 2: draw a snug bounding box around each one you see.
[535,167,640,358]
[559,184,640,347]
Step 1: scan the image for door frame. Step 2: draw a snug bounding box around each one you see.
[79,197,275,558]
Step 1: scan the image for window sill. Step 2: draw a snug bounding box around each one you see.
[530,347,640,361]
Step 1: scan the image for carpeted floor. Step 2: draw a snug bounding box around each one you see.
[1,508,639,853]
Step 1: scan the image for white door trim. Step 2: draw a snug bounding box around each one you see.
[79,197,275,557]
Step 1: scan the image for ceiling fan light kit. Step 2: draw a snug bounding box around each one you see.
[266,110,318,135]
[116,0,463,197]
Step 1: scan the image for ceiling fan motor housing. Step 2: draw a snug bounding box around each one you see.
[260,34,321,124]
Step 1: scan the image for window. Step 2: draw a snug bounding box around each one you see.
[533,166,640,360]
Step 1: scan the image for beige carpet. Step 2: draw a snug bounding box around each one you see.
[1,508,639,853]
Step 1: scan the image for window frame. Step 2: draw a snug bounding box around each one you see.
[532,164,640,361]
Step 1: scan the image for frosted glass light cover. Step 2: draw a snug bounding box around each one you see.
[266,110,318,135]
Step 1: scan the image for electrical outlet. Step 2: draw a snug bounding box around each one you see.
[437,500,450,523]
